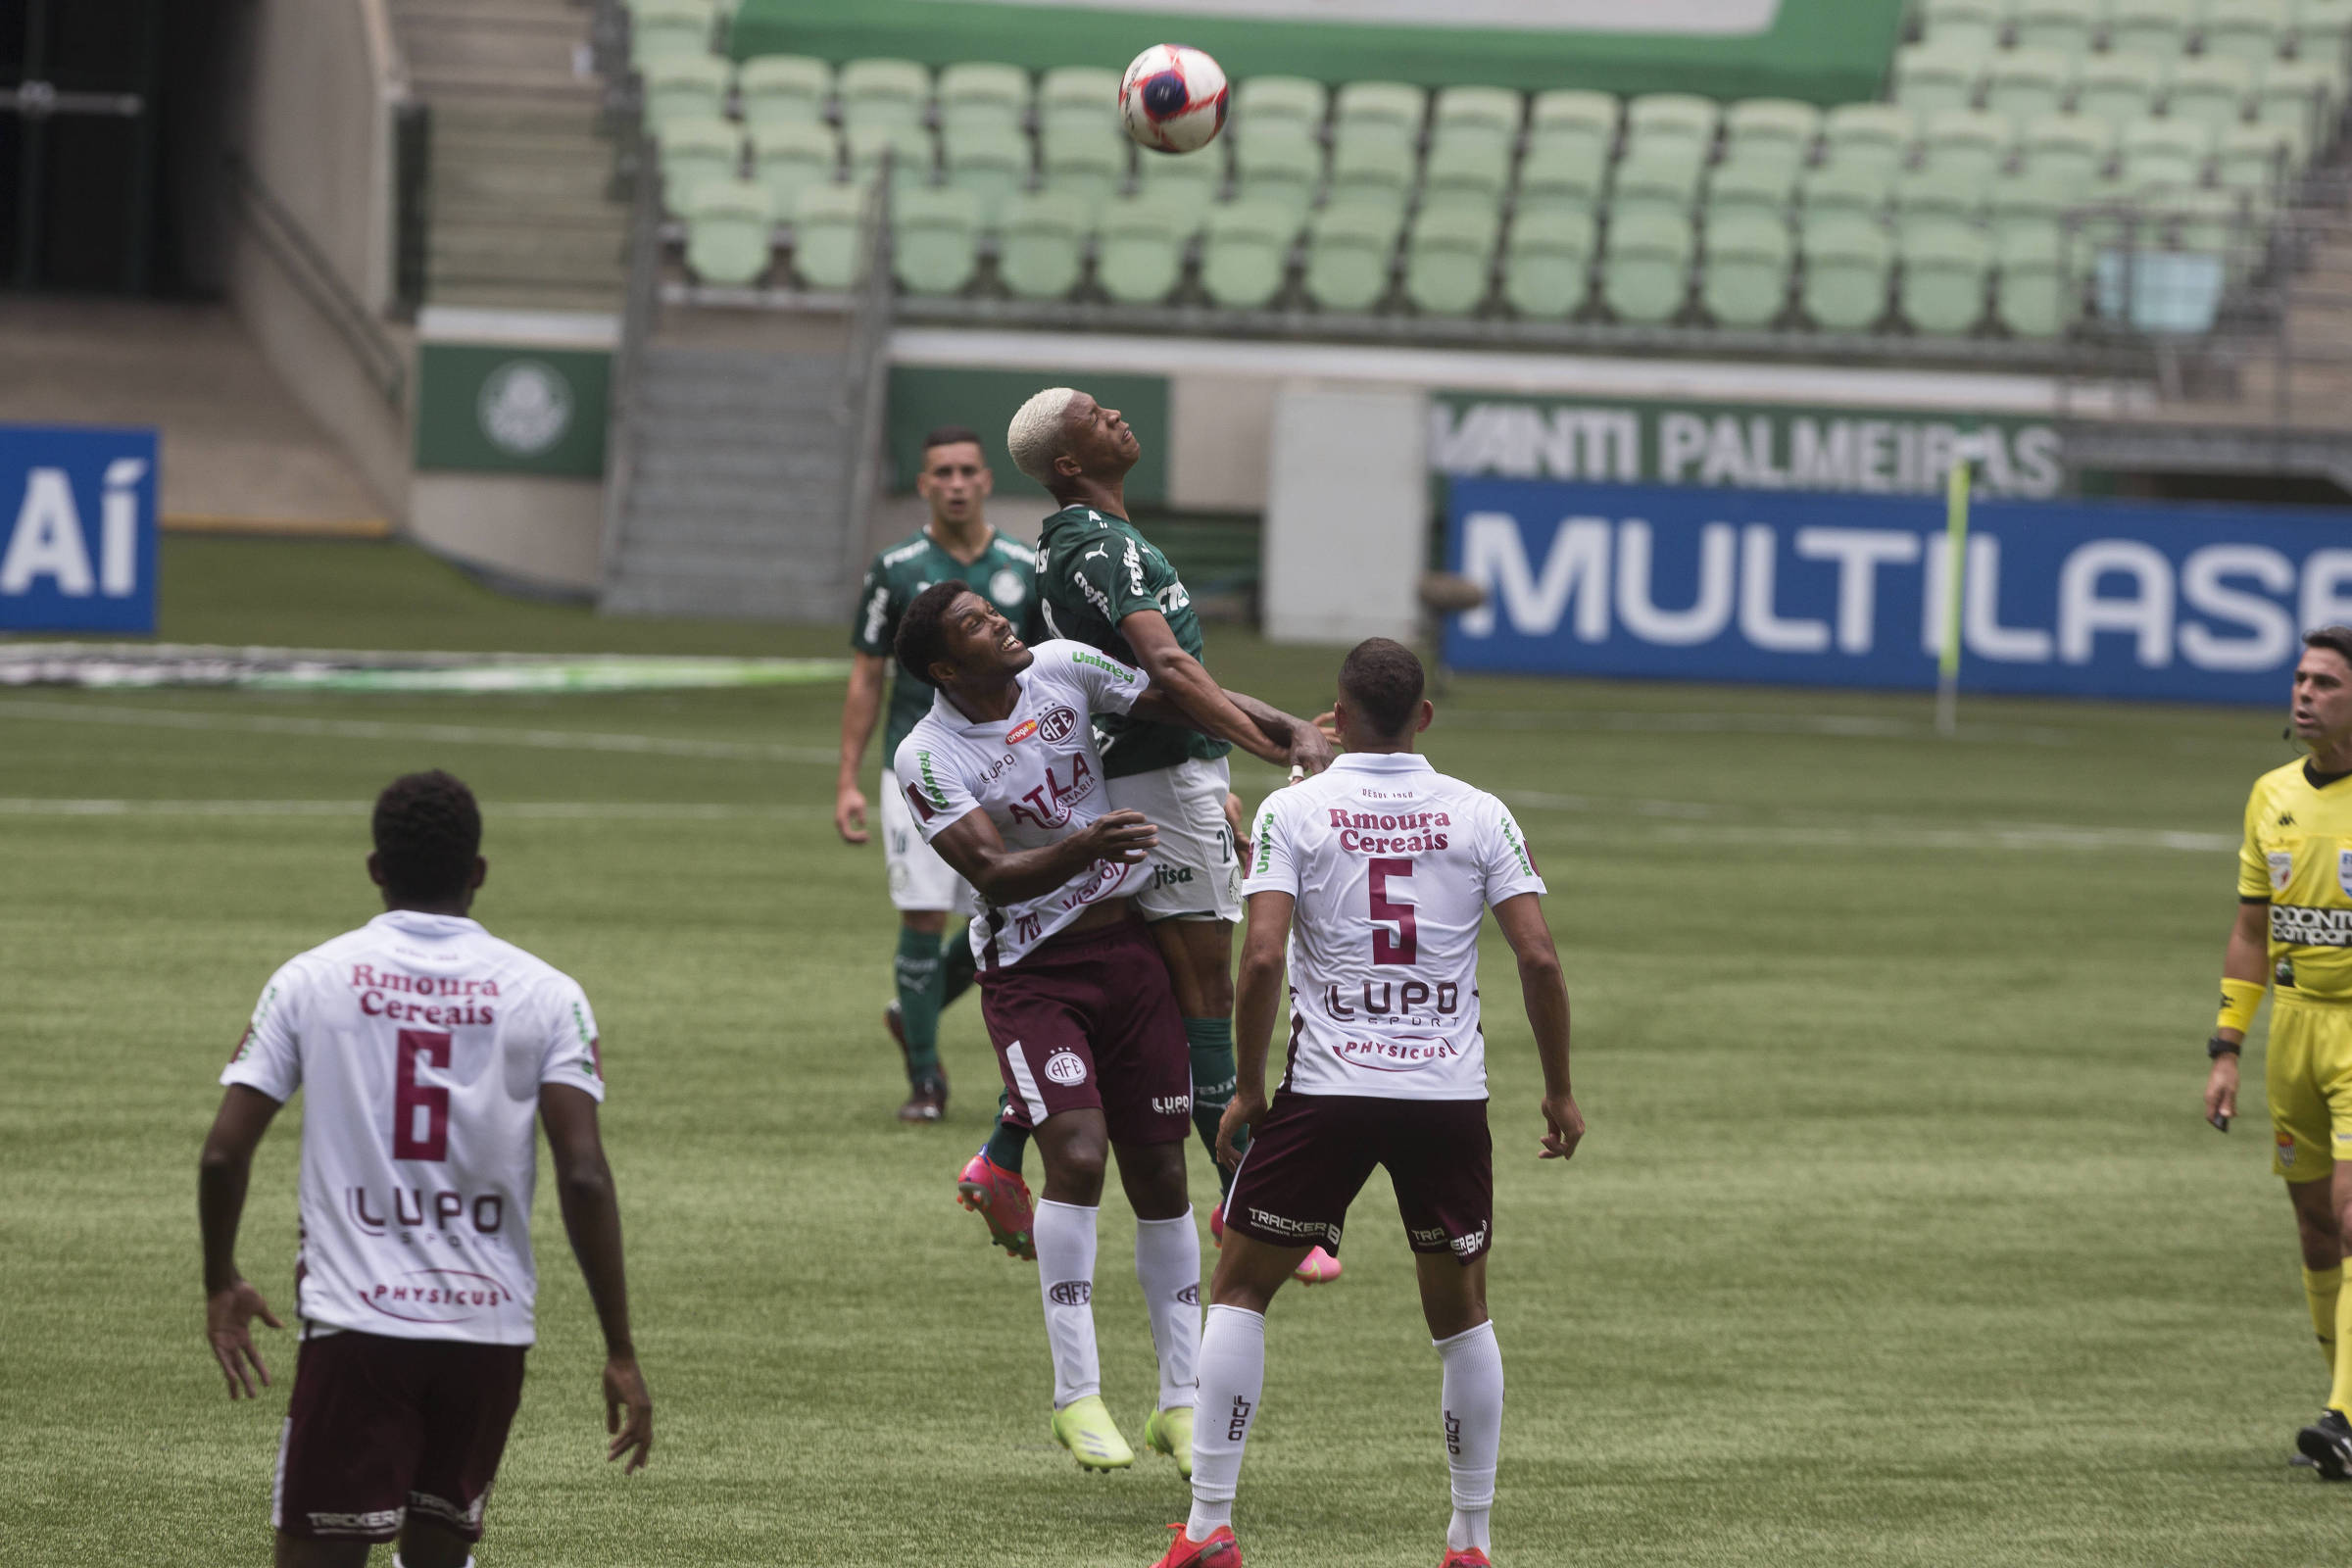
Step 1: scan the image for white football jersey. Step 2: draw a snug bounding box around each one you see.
[894,640,1151,969]
[1248,753,1545,1101]
[220,910,606,1345]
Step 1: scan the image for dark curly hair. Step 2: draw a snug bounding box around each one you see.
[372,770,481,903]
[895,579,974,690]
[1339,638,1426,739]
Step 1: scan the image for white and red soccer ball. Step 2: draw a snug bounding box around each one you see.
[1119,44,1229,154]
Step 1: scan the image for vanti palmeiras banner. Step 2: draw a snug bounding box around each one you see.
[1444,479,2352,705]
[0,424,160,635]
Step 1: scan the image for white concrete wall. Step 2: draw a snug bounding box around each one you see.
[411,474,606,595]
[1260,383,1428,646]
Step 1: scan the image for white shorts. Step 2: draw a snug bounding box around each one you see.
[1105,756,1241,923]
[880,770,976,915]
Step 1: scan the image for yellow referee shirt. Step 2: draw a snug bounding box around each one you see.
[2239,759,2352,1001]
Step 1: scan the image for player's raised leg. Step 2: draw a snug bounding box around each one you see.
[1418,1252,1500,1567]
[957,1088,1038,1260]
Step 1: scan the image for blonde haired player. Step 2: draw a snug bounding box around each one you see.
[2205,626,2352,1477]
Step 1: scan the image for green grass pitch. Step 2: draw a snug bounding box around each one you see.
[3,537,2345,1565]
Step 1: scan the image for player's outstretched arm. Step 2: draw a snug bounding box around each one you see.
[542,1083,653,1473]
[1116,609,1328,772]
[2205,898,2270,1131]
[1493,894,1583,1162]
[197,1085,286,1398]
[835,653,890,843]
[928,803,1159,905]
[1223,888,1295,1165]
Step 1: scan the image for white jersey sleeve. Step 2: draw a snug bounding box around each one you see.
[895,730,984,846]
[1248,789,1304,897]
[1479,797,1547,906]
[221,957,312,1102]
[1046,640,1149,717]
[537,977,607,1102]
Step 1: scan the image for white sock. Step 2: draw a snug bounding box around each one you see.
[1436,1320,1502,1553]
[1033,1199,1101,1407]
[1134,1209,1202,1411]
[1188,1303,1265,1537]
[393,1559,472,1568]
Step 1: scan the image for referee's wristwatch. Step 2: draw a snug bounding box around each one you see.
[2207,1033,2242,1058]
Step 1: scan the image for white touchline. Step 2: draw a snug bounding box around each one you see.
[0,799,829,821]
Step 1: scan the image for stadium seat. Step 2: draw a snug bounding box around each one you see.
[2013,0,2100,56]
[683,178,774,286]
[1200,200,1300,308]
[1707,158,1802,222]
[1701,214,1793,327]
[1985,50,2077,124]
[1820,104,1915,180]
[2106,0,2187,58]
[1135,144,1223,230]
[1234,75,1330,132]
[2121,119,2214,186]
[790,179,872,291]
[1800,161,1895,220]
[2295,0,2352,58]
[1624,93,1721,165]
[1402,206,1500,315]
[1514,141,1608,213]
[938,62,1031,141]
[2202,0,2292,65]
[1039,124,1129,211]
[738,55,831,130]
[2075,53,2166,133]
[1528,90,1622,165]
[1610,153,1704,221]
[1335,80,1430,142]
[1986,172,2074,248]
[1723,98,1823,178]
[846,122,935,184]
[839,59,932,136]
[1095,194,1190,304]
[1919,108,2014,187]
[1423,137,1512,207]
[642,56,732,136]
[1038,66,1122,136]
[2166,56,2256,135]
[2017,113,2115,192]
[1503,208,1596,317]
[1800,215,1893,329]
[1898,226,1993,333]
[1234,126,1324,211]
[890,183,982,295]
[1892,168,1989,250]
[1298,203,1397,312]
[1600,210,1694,323]
[943,126,1029,228]
[752,122,841,218]
[2256,58,2337,144]
[628,0,716,70]
[1894,44,1987,122]
[1432,86,1525,156]
[1994,224,2069,335]
[1923,0,2009,53]
[658,119,743,213]
[1329,132,1416,222]
[2214,119,2298,193]
[996,188,1090,299]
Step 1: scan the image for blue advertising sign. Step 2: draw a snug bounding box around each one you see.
[0,425,161,635]
[1444,479,2352,705]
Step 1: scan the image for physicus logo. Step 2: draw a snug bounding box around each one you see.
[477,360,573,456]
[990,567,1027,606]
[1044,1049,1088,1086]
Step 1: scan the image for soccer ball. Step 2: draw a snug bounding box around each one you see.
[1119,44,1229,155]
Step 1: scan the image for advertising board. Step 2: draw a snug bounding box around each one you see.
[0,424,160,635]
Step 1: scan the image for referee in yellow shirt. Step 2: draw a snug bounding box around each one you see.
[2205,626,2352,1478]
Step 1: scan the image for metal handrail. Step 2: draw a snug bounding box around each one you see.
[601,129,666,603]
[222,149,408,410]
[841,158,897,585]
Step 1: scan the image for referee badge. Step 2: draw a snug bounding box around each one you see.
[2338,849,2352,899]
[2272,851,2293,892]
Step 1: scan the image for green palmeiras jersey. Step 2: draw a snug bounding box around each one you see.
[1034,504,1228,779]
[852,528,1041,760]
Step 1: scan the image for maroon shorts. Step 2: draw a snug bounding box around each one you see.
[1224,1091,1493,1264]
[272,1329,526,1542]
[979,917,1192,1145]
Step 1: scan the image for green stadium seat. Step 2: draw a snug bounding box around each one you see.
[790,179,872,290]
[839,58,931,136]
[1529,91,1622,166]
[1800,161,1895,220]
[1135,144,1223,230]
[2295,0,2352,57]
[1424,137,1512,206]
[943,126,1029,228]
[1303,202,1400,312]
[642,56,731,136]
[1600,211,1694,323]
[683,178,774,287]
[2203,0,2293,65]
[2075,53,2166,133]
[2106,0,2187,58]
[2014,0,2100,56]
[938,62,1031,141]
[751,122,841,218]
[1994,224,2069,335]
[1821,104,1915,180]
[1095,194,1190,304]
[628,0,716,70]
[738,55,831,130]
[1515,142,1608,213]
[1898,226,1993,333]
[1503,208,1596,317]
[1432,86,1524,155]
[1329,132,1416,221]
[2121,119,2214,186]
[1985,172,2074,245]
[1919,108,2015,186]
[1610,153,1704,221]
[1701,214,1793,326]
[1233,126,1323,211]
[890,183,981,296]
[1335,80,1429,141]
[2018,113,2115,192]
[1895,43,1987,122]
[658,119,743,214]
[1800,215,1893,329]
[1039,124,1129,212]
[1707,158,1801,222]
[1038,66,1122,137]
[1234,75,1329,133]
[1723,98,1823,177]
[847,122,934,183]
[2169,186,2246,256]
[2256,58,2337,144]
[1403,206,1500,315]
[2215,119,2298,192]
[1985,49,2077,123]
[2166,55,2256,135]
[996,188,1090,299]
[1923,0,2009,52]
[1892,168,1989,250]
[1624,93,1720,166]
[1200,200,1301,308]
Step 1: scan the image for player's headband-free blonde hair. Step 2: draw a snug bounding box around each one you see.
[1006,386,1082,486]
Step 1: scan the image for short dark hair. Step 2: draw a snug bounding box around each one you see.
[2307,626,2352,667]
[895,579,974,689]
[372,770,481,902]
[1338,638,1426,739]
[922,425,985,460]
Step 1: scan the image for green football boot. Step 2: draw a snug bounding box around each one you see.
[1144,1404,1195,1479]
[1052,1395,1136,1473]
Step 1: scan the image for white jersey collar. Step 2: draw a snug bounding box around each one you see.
[931,672,1032,734]
[368,909,485,938]
[1330,752,1433,775]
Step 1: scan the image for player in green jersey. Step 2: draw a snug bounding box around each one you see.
[839,427,1041,1142]
[1006,386,1346,1285]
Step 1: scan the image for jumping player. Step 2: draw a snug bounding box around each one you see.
[1005,385,1344,1287]
[1156,640,1583,1568]
[198,769,652,1566]
[890,582,1323,1477]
